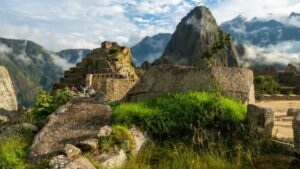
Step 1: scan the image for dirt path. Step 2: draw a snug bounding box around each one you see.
[255,100,300,140]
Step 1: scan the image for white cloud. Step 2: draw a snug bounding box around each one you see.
[240,41,300,67]
[211,0,300,24]
[0,0,204,51]
[0,0,299,52]
[49,53,74,70]
[0,43,12,53]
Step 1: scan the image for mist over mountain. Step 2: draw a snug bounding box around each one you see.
[57,49,92,64]
[0,37,68,106]
[221,12,300,68]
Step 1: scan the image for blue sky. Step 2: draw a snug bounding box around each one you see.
[0,0,299,51]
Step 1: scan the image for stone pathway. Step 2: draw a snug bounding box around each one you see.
[256,100,300,140]
[29,96,112,162]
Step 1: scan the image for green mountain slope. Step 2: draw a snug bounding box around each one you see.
[0,37,65,106]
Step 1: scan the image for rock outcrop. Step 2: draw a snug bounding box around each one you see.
[293,112,300,155]
[125,65,255,104]
[0,66,17,111]
[247,104,274,137]
[160,6,239,67]
[29,97,112,161]
[48,125,147,169]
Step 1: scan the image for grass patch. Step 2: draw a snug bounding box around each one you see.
[0,135,28,169]
[120,142,244,169]
[27,88,72,124]
[112,92,247,141]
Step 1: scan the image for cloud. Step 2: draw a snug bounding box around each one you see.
[0,0,299,52]
[0,0,204,51]
[211,0,300,24]
[49,53,74,70]
[240,41,300,67]
[0,43,12,53]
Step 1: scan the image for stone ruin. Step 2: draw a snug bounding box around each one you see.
[124,65,255,104]
[253,64,300,95]
[54,41,139,101]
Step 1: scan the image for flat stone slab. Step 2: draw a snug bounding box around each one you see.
[29,97,111,162]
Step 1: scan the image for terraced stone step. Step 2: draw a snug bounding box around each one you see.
[60,77,84,84]
[275,116,293,122]
[274,121,292,128]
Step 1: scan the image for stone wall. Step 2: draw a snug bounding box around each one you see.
[0,66,18,111]
[124,65,255,104]
[105,79,137,101]
[86,74,137,101]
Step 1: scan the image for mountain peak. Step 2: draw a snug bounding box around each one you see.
[289,12,300,18]
[233,15,247,22]
[161,6,239,67]
[185,6,217,27]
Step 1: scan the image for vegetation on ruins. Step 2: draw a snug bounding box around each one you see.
[99,125,135,155]
[112,92,247,141]
[111,92,299,169]
[27,88,73,124]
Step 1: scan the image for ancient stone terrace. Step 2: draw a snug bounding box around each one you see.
[54,41,138,101]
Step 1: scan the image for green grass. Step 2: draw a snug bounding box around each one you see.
[120,142,243,169]
[112,92,247,141]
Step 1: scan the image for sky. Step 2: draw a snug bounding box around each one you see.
[0,0,300,51]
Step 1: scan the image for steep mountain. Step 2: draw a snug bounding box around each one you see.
[0,37,66,106]
[221,14,300,46]
[131,33,171,66]
[57,49,91,64]
[160,6,239,67]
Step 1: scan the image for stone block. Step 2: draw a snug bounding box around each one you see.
[247,104,274,137]
[293,113,300,154]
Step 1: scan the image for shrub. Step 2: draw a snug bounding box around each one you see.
[112,92,247,142]
[254,76,279,94]
[28,88,72,123]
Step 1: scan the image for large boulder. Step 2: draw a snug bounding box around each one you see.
[29,97,112,162]
[247,104,274,137]
[0,66,17,111]
[125,65,255,104]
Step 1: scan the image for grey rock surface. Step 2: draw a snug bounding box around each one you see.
[63,144,81,160]
[0,66,18,111]
[161,6,239,67]
[29,97,111,162]
[247,104,274,137]
[125,65,255,104]
[77,138,99,152]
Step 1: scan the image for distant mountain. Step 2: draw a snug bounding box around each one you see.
[57,49,91,64]
[287,12,300,27]
[160,6,239,67]
[0,37,67,106]
[221,14,300,46]
[221,13,300,68]
[131,33,171,66]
